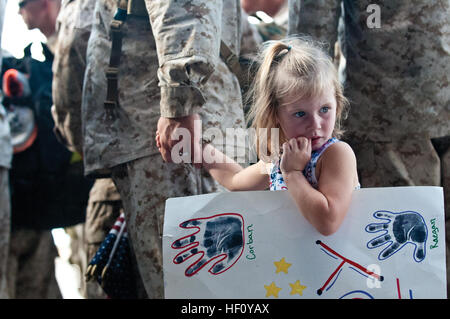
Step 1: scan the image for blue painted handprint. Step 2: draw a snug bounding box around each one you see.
[365,210,427,263]
[171,213,245,277]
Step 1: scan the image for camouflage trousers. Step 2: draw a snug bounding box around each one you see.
[0,168,10,298]
[84,191,121,299]
[7,229,61,299]
[84,178,147,299]
[351,135,450,296]
[111,154,218,298]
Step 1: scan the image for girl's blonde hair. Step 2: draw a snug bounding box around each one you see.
[246,37,349,159]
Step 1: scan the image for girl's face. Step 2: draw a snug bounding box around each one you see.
[277,87,337,151]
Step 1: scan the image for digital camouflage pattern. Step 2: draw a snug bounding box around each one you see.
[289,0,450,294]
[288,0,449,141]
[0,0,12,298]
[0,169,9,298]
[84,178,147,299]
[7,229,61,298]
[112,154,220,298]
[51,0,147,298]
[0,0,12,170]
[82,0,246,297]
[85,179,121,260]
[82,0,246,176]
[52,0,96,154]
[240,10,262,60]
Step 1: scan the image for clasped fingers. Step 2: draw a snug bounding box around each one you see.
[280,137,311,174]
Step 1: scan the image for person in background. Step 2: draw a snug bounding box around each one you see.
[18,0,60,47]
[5,0,90,298]
[5,0,62,299]
[241,0,288,41]
[51,0,146,298]
[288,0,450,294]
[81,0,246,298]
[0,0,13,299]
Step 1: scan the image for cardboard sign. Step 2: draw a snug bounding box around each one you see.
[163,187,446,299]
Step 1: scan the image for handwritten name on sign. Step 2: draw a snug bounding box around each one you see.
[163,187,446,298]
[430,218,439,249]
[246,224,256,260]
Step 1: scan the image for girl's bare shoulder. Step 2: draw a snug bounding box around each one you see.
[323,141,356,163]
[316,141,357,180]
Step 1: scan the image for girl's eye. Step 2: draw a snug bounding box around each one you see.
[320,106,330,113]
[294,111,306,118]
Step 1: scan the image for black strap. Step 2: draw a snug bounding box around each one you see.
[104,0,253,119]
[219,41,251,92]
[103,2,127,120]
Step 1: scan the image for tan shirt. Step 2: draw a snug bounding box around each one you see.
[81,0,246,176]
[51,0,95,154]
[289,0,450,142]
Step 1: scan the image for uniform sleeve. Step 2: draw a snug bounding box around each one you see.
[288,0,341,58]
[51,0,95,154]
[145,0,222,118]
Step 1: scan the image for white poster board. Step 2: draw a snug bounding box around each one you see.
[163,187,446,299]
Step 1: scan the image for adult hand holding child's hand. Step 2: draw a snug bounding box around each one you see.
[156,114,202,166]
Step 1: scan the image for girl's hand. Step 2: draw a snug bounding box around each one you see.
[280,137,311,174]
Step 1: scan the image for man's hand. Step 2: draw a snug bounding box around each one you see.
[156,114,202,166]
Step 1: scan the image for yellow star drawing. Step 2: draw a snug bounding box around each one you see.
[264,282,282,298]
[289,280,307,296]
[274,257,292,274]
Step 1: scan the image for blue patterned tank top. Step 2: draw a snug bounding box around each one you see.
[269,138,339,190]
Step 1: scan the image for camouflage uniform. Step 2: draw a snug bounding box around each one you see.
[83,178,147,298]
[6,35,62,300]
[82,0,246,298]
[288,0,450,294]
[6,229,61,298]
[0,0,12,299]
[52,0,95,155]
[2,1,59,300]
[0,168,9,299]
[83,178,119,298]
[84,177,146,298]
[0,167,9,299]
[240,10,263,59]
[52,0,93,298]
[239,10,263,120]
[52,0,146,298]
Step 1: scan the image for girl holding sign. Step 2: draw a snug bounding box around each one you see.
[157,38,359,236]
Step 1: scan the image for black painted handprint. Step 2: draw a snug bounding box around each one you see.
[365,210,427,262]
[171,213,245,276]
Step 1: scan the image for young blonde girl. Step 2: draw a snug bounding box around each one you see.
[158,38,359,236]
